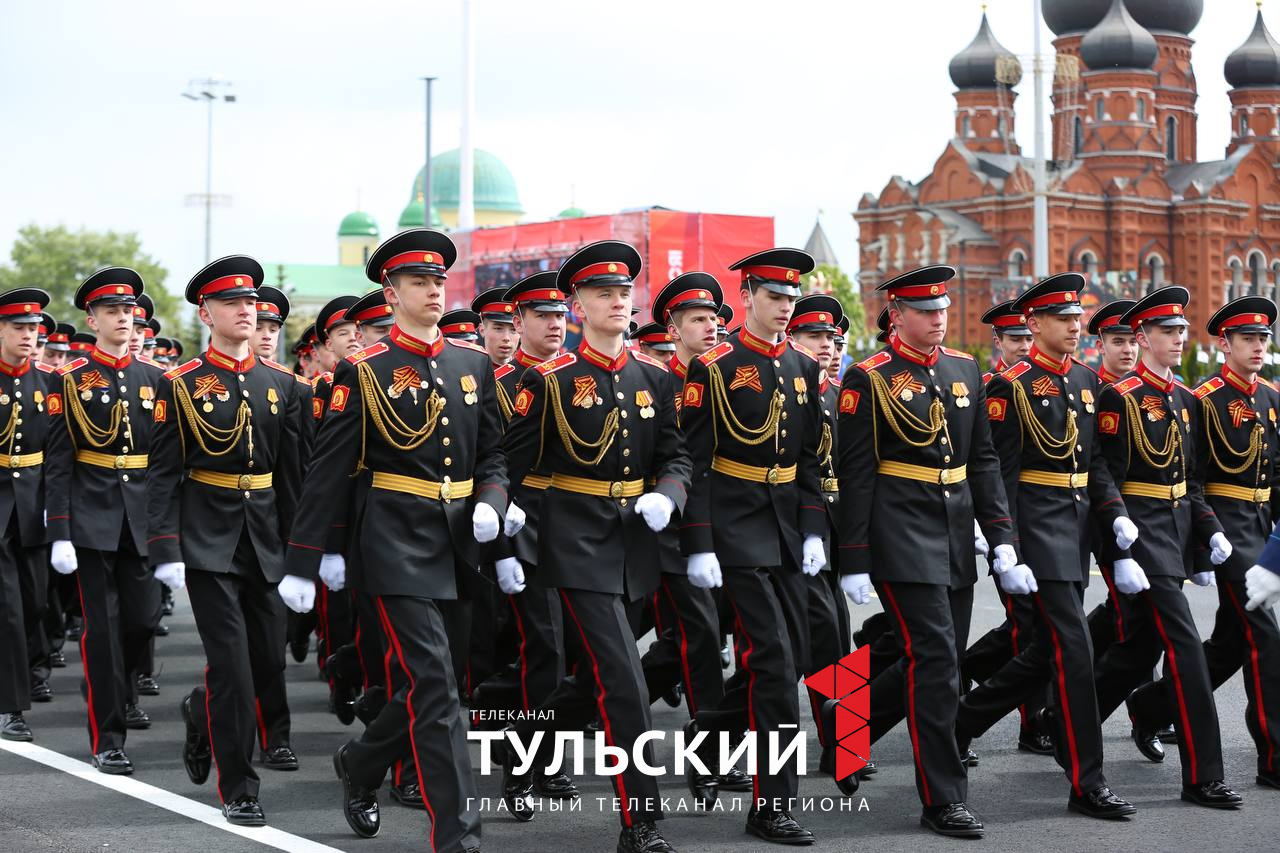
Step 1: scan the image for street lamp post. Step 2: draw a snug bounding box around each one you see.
[422,77,437,227]
[181,78,236,264]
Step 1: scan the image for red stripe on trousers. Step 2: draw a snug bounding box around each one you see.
[726,596,761,804]
[879,583,932,806]
[75,573,102,755]
[375,597,440,853]
[1225,583,1275,773]
[1145,591,1199,783]
[661,578,699,718]
[1034,593,1083,795]
[255,698,267,750]
[508,594,531,712]
[559,590,632,827]
[1005,592,1030,728]
[1100,566,1125,642]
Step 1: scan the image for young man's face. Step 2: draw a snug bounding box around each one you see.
[199,296,257,344]
[359,324,390,344]
[1221,330,1269,376]
[0,320,38,364]
[41,348,68,369]
[741,286,796,337]
[253,319,282,359]
[87,303,135,348]
[513,308,566,359]
[639,344,673,364]
[298,349,319,378]
[1100,331,1137,375]
[1027,313,1080,357]
[572,285,632,337]
[31,342,45,364]
[828,342,845,379]
[891,304,947,349]
[669,307,718,357]
[324,322,363,360]
[384,273,446,330]
[128,323,147,356]
[480,319,519,365]
[994,332,1032,363]
[1137,323,1185,369]
[791,329,835,371]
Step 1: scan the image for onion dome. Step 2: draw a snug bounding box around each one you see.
[1125,0,1203,36]
[337,210,378,238]
[1225,8,1280,89]
[1080,0,1158,71]
[1042,0,1112,36]
[949,12,1022,89]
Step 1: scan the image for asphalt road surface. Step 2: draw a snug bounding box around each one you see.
[2,572,1278,853]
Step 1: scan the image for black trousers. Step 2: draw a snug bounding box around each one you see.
[870,580,972,807]
[186,565,289,803]
[516,587,662,827]
[963,576,1046,731]
[1130,577,1280,776]
[641,574,724,719]
[0,514,29,712]
[75,535,160,754]
[317,583,354,681]
[44,567,74,653]
[803,571,843,748]
[17,542,49,686]
[472,576,565,720]
[466,572,513,698]
[346,594,479,852]
[696,565,808,808]
[1094,574,1224,786]
[957,581,1105,795]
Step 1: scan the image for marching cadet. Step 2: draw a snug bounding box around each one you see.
[294,324,321,381]
[45,269,162,772]
[500,241,690,853]
[829,315,849,383]
[979,300,1032,379]
[837,265,1014,838]
[284,228,510,849]
[473,286,519,366]
[1091,301,1139,386]
[441,309,481,342]
[146,255,303,825]
[1126,296,1280,791]
[144,318,161,359]
[955,274,1137,819]
[786,293,854,789]
[633,322,677,365]
[41,322,73,371]
[679,247,825,844]
[1091,287,1243,809]
[0,288,53,743]
[31,312,53,366]
[350,288,396,344]
[716,304,733,343]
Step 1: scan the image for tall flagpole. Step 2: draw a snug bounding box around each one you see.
[458,0,476,231]
[1032,0,1049,277]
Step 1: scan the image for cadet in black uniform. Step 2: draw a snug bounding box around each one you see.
[285,229,509,850]
[837,265,1013,838]
[1128,296,1280,791]
[955,274,1136,818]
[501,241,690,853]
[147,256,303,825]
[633,322,676,365]
[46,269,162,774]
[1092,287,1243,809]
[441,310,481,343]
[0,289,53,743]
[680,248,825,845]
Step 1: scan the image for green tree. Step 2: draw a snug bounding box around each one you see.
[0,224,196,345]
[803,264,866,340]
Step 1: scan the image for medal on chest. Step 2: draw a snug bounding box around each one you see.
[636,389,655,419]
[890,370,925,402]
[266,386,279,415]
[460,374,478,405]
[1081,388,1095,414]
[78,369,109,402]
[572,375,600,409]
[793,376,808,405]
[388,366,422,403]
[952,381,970,408]
[192,374,230,412]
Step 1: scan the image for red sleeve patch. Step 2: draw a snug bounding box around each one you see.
[47,393,62,416]
[987,397,1007,422]
[329,385,349,412]
[513,387,533,416]
[683,382,705,409]
[1098,411,1120,435]
[152,399,166,423]
[839,389,860,414]
[312,397,323,420]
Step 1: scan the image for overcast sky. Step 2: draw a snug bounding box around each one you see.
[0,0,1269,295]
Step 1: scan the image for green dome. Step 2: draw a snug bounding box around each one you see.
[557,206,585,219]
[397,199,443,229]
[338,210,379,238]
[411,148,523,214]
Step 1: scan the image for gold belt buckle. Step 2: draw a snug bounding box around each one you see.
[440,478,453,502]
[7,456,18,469]
[822,477,837,493]
[237,474,253,491]
[939,468,953,485]
[609,481,624,499]
[766,466,780,486]
[1257,488,1270,502]
[1070,473,1084,488]
[114,455,127,470]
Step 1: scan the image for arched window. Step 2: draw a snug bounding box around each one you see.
[1146,255,1165,293]
[1096,98,1106,122]
[1250,251,1267,295]
[1079,251,1099,281]
[1136,98,1146,122]
[1074,117,1084,156]
[1165,116,1178,160]
[1007,249,1027,280]
[1229,258,1245,301]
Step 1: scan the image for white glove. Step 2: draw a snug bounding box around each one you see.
[997,564,1039,596]
[1191,571,1216,587]
[319,553,346,591]
[992,543,1017,576]
[50,540,78,575]
[841,573,872,605]
[1113,517,1140,550]
[1209,532,1233,566]
[495,556,526,594]
[278,574,316,614]
[1112,558,1151,595]
[687,552,722,589]
[1245,565,1280,611]
[473,502,500,543]
[635,492,675,533]
[504,501,526,537]
[801,535,827,576]
[973,521,989,558]
[154,561,186,591]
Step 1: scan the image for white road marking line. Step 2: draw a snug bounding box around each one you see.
[0,740,347,853]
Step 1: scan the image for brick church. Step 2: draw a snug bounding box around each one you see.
[855,0,1280,347]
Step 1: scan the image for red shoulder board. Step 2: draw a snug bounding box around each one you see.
[819,374,830,394]
[56,357,88,376]
[535,352,577,375]
[35,362,53,373]
[698,341,734,366]
[856,351,892,372]
[1113,376,1144,397]
[982,372,993,384]
[494,363,516,381]
[942,346,975,361]
[447,338,487,354]
[1261,377,1277,392]
[163,358,202,381]
[1000,361,1032,382]
[632,351,670,372]
[294,373,309,385]
[1194,376,1224,399]
[346,342,388,364]
[790,340,818,362]
[261,357,293,375]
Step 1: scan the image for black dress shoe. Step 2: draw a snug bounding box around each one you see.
[180,695,211,785]
[1019,726,1055,755]
[1069,786,1137,819]
[1,712,32,742]
[617,820,676,852]
[1181,780,1243,809]
[136,675,160,696]
[154,622,169,637]
[661,683,682,708]
[289,634,309,663]
[1257,769,1280,789]
[718,767,753,791]
[92,749,134,775]
[355,685,386,725]
[125,704,151,730]
[682,720,718,808]
[325,654,357,725]
[500,729,536,822]
[1156,725,1178,744]
[222,796,266,826]
[334,744,380,837]
[49,650,66,668]
[1129,725,1165,762]
[263,745,298,771]
[391,781,424,807]
[745,807,815,845]
[30,680,51,702]
[961,747,979,767]
[920,803,984,838]
[534,770,579,798]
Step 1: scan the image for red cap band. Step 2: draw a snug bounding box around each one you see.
[144,327,155,339]
[664,288,717,317]
[637,331,673,344]
[741,265,800,284]
[256,302,282,319]
[788,310,837,329]
[570,262,631,285]
[1219,312,1270,330]
[324,310,350,331]
[477,302,514,315]
[48,333,68,343]
[85,283,135,303]
[199,274,254,299]
[381,250,443,278]
[351,304,394,324]
[992,314,1028,328]
[1023,290,1078,310]
[512,288,566,304]
[70,341,93,351]
[441,322,476,335]
[1130,303,1184,329]
[0,302,41,317]
[887,282,949,300]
